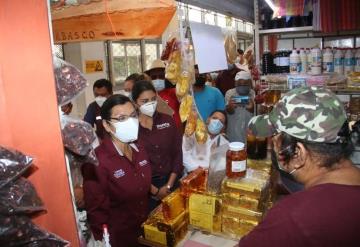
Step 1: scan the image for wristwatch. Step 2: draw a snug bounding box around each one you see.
[166,184,172,191]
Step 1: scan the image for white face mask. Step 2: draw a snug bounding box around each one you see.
[152,79,165,91]
[95,96,107,107]
[140,101,158,117]
[111,117,139,143]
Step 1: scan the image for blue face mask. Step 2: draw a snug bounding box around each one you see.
[207,119,224,135]
[152,79,165,91]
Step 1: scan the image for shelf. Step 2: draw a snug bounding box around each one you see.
[259,26,313,35]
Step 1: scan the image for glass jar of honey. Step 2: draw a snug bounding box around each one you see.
[226,142,247,178]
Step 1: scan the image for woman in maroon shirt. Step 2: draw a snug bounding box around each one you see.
[83,95,151,247]
[132,80,183,211]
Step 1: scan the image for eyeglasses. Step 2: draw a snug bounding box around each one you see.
[109,110,138,122]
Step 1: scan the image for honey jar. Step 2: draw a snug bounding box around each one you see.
[226,142,247,178]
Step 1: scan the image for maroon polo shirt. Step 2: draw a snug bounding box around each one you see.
[239,183,360,247]
[138,112,183,177]
[83,137,151,247]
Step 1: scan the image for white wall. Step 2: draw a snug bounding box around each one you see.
[63,41,108,119]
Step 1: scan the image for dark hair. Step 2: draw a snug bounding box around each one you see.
[209,110,228,127]
[93,79,113,93]
[237,49,244,55]
[165,79,175,89]
[125,73,140,82]
[131,80,156,101]
[194,74,207,86]
[100,94,132,120]
[279,122,354,168]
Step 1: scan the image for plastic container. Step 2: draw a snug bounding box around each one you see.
[299,48,307,73]
[355,48,360,72]
[306,48,312,73]
[226,142,247,178]
[278,50,290,73]
[344,48,354,75]
[322,47,334,73]
[311,48,322,75]
[290,49,301,74]
[273,50,279,73]
[334,48,344,75]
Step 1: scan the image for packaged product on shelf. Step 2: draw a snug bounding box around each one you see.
[53,56,87,106]
[221,214,258,238]
[355,48,360,72]
[60,115,96,156]
[322,47,334,73]
[334,48,344,75]
[306,48,312,72]
[0,146,33,189]
[287,75,307,89]
[189,193,221,215]
[299,48,307,73]
[311,48,322,75]
[162,190,185,221]
[0,177,44,215]
[289,49,301,74]
[189,210,221,233]
[195,119,208,144]
[344,49,355,75]
[180,167,207,197]
[179,95,193,122]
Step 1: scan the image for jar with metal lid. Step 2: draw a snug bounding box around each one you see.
[226,142,247,178]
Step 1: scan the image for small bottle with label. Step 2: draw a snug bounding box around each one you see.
[226,142,247,178]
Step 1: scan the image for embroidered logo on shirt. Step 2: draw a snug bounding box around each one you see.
[156,122,170,130]
[139,160,148,167]
[113,169,125,178]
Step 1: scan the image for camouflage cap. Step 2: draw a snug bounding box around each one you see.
[248,86,347,143]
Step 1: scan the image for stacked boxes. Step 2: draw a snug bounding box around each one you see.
[221,164,271,238]
[142,191,188,246]
[188,193,222,233]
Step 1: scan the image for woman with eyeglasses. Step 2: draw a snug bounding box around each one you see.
[132,80,183,211]
[83,94,151,247]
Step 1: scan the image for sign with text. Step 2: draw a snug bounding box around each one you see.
[85,60,104,73]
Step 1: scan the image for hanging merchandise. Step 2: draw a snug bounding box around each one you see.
[334,48,344,75]
[290,49,301,74]
[311,48,322,75]
[176,71,191,98]
[322,47,334,73]
[53,56,87,106]
[299,48,307,73]
[195,119,208,144]
[184,111,197,137]
[355,48,360,72]
[344,49,354,75]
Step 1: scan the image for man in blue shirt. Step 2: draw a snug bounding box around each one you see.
[193,72,225,121]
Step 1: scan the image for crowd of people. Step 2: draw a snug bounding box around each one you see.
[64,57,360,246]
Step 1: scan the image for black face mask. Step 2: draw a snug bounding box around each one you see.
[236,85,250,95]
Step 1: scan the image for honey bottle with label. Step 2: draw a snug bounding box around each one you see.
[226,142,247,178]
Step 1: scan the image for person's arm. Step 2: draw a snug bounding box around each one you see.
[82,163,110,240]
[83,103,96,127]
[225,91,236,114]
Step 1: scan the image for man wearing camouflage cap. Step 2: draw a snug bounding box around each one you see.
[239,86,360,247]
